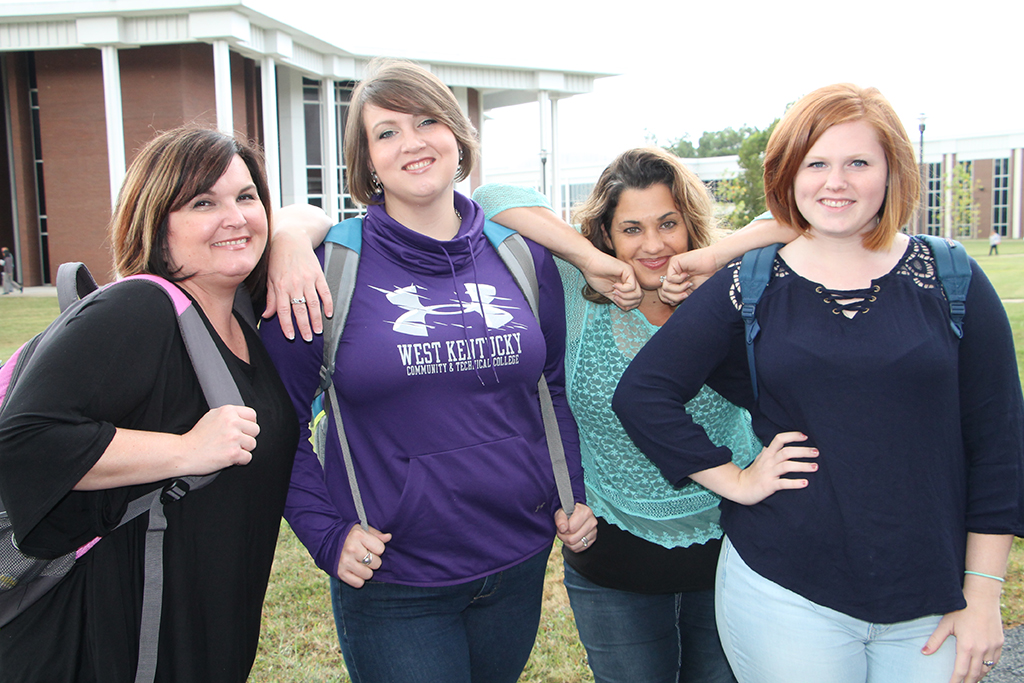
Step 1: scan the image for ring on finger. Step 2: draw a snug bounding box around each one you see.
[983,660,996,668]
[361,551,373,566]
[290,296,307,305]
[581,536,588,548]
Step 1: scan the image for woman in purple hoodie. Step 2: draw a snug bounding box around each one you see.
[260,58,596,683]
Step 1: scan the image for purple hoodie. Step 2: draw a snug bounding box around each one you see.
[261,193,583,586]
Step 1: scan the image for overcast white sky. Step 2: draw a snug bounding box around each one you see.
[269,0,1024,172]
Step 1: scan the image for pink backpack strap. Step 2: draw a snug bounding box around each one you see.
[116,274,192,316]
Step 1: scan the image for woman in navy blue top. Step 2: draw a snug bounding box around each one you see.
[614,84,1024,683]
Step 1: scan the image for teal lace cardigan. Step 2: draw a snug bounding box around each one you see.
[474,184,760,548]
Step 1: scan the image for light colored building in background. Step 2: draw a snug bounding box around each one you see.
[0,0,612,286]
[490,136,1024,241]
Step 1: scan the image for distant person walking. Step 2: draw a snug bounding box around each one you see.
[989,230,1001,255]
[1,246,19,294]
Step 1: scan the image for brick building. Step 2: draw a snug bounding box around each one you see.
[0,1,610,286]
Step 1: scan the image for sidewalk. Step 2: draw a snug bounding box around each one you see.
[2,285,56,297]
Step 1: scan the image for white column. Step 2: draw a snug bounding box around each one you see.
[99,46,125,210]
[1013,148,1023,240]
[212,39,233,134]
[320,77,338,221]
[260,56,280,209]
[550,97,561,220]
[276,67,306,207]
[943,153,954,239]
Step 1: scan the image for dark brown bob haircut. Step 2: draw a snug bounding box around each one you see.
[572,147,717,304]
[110,127,272,295]
[763,83,919,251]
[344,57,479,206]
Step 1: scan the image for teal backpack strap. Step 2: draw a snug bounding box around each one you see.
[320,217,363,392]
[738,244,784,401]
[484,220,575,517]
[919,235,971,339]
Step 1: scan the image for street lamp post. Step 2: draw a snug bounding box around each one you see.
[918,113,927,234]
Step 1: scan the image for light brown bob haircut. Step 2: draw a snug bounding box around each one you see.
[344,57,480,206]
[572,147,718,304]
[110,127,272,295]
[763,83,919,251]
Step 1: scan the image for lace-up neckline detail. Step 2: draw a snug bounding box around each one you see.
[815,284,880,317]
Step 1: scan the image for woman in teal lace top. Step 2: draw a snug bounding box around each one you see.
[473,148,788,683]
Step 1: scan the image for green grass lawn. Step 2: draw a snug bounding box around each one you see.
[2,239,1024,681]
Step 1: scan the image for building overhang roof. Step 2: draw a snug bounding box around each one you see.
[0,0,616,110]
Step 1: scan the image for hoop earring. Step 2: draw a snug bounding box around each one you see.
[371,172,383,195]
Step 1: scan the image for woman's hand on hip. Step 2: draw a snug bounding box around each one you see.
[337,525,392,588]
[555,503,598,553]
[690,432,817,506]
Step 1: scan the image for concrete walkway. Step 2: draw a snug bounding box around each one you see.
[2,285,55,297]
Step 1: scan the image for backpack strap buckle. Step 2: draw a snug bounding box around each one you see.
[160,479,191,505]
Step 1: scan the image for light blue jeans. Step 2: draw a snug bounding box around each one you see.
[715,537,956,683]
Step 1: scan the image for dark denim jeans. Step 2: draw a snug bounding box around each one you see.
[563,561,736,683]
[329,548,548,683]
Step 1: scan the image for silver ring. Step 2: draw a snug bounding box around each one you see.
[290,296,307,305]
[581,536,588,548]
[982,660,996,668]
[361,551,373,566]
[659,275,666,283]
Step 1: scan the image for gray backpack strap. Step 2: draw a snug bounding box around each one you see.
[318,218,369,529]
[326,383,369,531]
[118,275,244,683]
[490,227,575,517]
[55,262,98,311]
[320,242,361,395]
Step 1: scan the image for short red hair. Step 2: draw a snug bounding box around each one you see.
[764,84,919,251]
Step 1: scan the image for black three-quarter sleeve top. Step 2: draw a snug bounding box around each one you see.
[0,281,298,682]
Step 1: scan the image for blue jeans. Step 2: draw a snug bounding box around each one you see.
[329,548,548,683]
[716,537,956,683]
[563,562,736,683]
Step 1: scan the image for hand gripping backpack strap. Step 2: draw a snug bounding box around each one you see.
[738,244,784,402]
[484,220,575,517]
[919,235,971,339]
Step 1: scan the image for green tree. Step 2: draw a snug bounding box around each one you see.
[713,119,779,228]
[942,162,981,238]
[666,126,754,158]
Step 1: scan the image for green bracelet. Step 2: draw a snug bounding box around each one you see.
[964,570,1005,583]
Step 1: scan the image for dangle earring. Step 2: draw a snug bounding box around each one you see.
[371,171,383,195]
[455,147,464,179]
